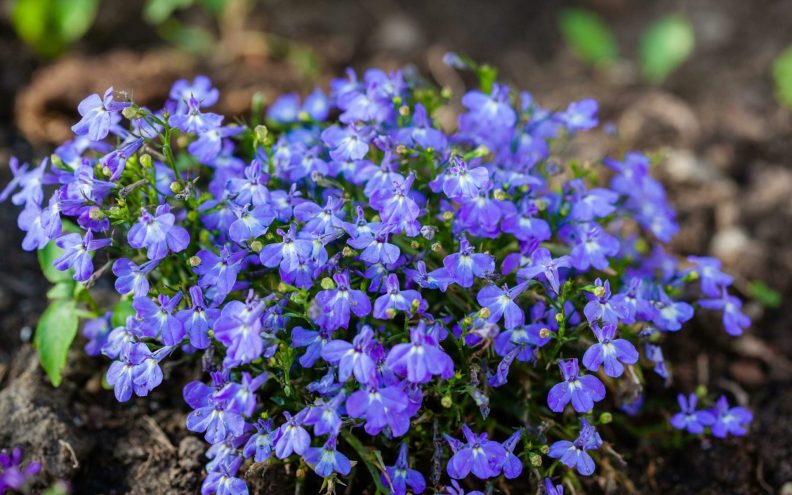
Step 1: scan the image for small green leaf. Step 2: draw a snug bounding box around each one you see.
[144,0,194,24]
[748,281,781,308]
[47,281,75,300]
[111,299,135,327]
[11,0,99,57]
[35,299,79,387]
[38,240,72,283]
[558,8,618,67]
[341,432,390,494]
[773,45,792,108]
[53,0,100,43]
[640,15,694,84]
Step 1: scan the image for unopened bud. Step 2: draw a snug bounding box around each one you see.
[474,145,489,157]
[249,240,263,253]
[534,198,548,211]
[539,445,550,455]
[395,144,408,155]
[189,256,202,267]
[410,241,420,249]
[101,166,112,177]
[539,327,552,339]
[493,189,507,200]
[392,96,403,106]
[599,412,613,424]
[431,242,442,253]
[411,299,421,312]
[320,277,335,290]
[140,154,153,169]
[442,211,454,222]
[170,182,182,194]
[187,211,198,222]
[342,246,354,257]
[254,125,269,143]
[440,87,453,99]
[478,307,491,319]
[529,453,543,467]
[441,396,453,408]
[298,110,310,122]
[385,308,397,319]
[554,313,564,323]
[121,106,140,120]
[399,105,410,117]
[50,154,64,168]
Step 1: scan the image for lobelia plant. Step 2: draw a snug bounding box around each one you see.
[4,56,753,494]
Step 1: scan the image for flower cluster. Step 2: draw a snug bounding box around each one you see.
[0,447,40,494]
[5,59,752,494]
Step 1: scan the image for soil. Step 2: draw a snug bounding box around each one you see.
[1,0,792,493]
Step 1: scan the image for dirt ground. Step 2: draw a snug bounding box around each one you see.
[1,0,791,493]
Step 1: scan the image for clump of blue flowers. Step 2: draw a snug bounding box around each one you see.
[5,57,752,494]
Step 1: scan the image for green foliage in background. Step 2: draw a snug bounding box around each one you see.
[773,45,792,108]
[558,8,618,68]
[639,15,695,84]
[10,0,100,57]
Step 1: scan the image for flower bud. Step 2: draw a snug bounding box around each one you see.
[399,105,410,117]
[189,256,202,267]
[539,445,550,455]
[442,211,454,222]
[101,166,112,177]
[298,110,310,122]
[121,106,140,120]
[249,240,263,253]
[440,86,453,99]
[493,189,507,200]
[554,313,564,323]
[170,182,182,194]
[411,299,421,313]
[420,225,436,240]
[441,396,453,408]
[534,198,548,211]
[431,242,442,253]
[140,154,153,169]
[599,412,613,424]
[320,277,335,290]
[342,246,354,257]
[529,453,542,467]
[410,241,420,250]
[385,308,397,319]
[539,327,552,339]
[479,307,491,319]
[254,125,269,143]
[395,144,408,155]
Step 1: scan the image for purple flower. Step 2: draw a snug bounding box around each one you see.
[321,124,370,161]
[442,157,489,200]
[71,87,131,141]
[176,286,220,349]
[500,429,523,479]
[405,260,453,292]
[547,358,606,413]
[215,371,269,417]
[228,203,275,244]
[274,411,311,458]
[382,443,426,495]
[544,478,564,495]
[242,419,276,462]
[568,223,620,271]
[386,321,454,383]
[113,258,157,297]
[670,393,716,434]
[134,292,184,344]
[476,282,528,330]
[291,326,330,367]
[201,457,248,495]
[688,256,734,297]
[128,205,190,260]
[313,270,371,331]
[193,247,246,298]
[582,323,638,378]
[583,278,629,325]
[304,436,351,478]
[321,325,378,385]
[227,159,271,207]
[569,182,618,222]
[698,287,750,336]
[185,378,246,444]
[346,383,410,436]
[214,299,266,366]
[1,156,48,208]
[517,247,571,294]
[373,274,422,320]
[294,195,350,236]
[548,418,602,476]
[302,393,345,436]
[348,224,400,265]
[369,173,422,237]
[259,225,313,274]
[560,99,598,132]
[170,75,219,109]
[652,288,694,332]
[445,425,508,480]
[0,447,41,492]
[443,237,495,288]
[710,396,752,438]
[53,230,111,282]
[169,95,223,134]
[107,343,169,401]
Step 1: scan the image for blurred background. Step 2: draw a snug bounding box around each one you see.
[0,0,791,493]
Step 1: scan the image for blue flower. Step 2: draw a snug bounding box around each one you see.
[670,393,715,434]
[201,457,248,495]
[113,257,157,297]
[71,87,131,141]
[313,270,371,331]
[544,478,564,495]
[302,393,345,436]
[548,418,602,476]
[304,436,351,478]
[259,225,313,273]
[583,278,629,325]
[386,321,454,383]
[176,286,220,349]
[184,378,245,444]
[560,99,598,132]
[382,443,426,495]
[582,323,639,378]
[169,95,223,134]
[134,292,184,345]
[710,396,752,438]
[346,382,410,436]
[444,425,508,480]
[698,287,750,336]
[170,75,219,110]
[547,358,606,413]
[53,230,111,282]
[517,247,571,294]
[443,237,495,288]
[321,325,378,385]
[128,205,190,260]
[442,156,490,200]
[274,411,311,459]
[213,299,266,366]
[242,419,276,462]
[373,274,422,320]
[476,282,528,330]
[687,256,734,297]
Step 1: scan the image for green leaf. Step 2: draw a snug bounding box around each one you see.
[111,298,135,327]
[11,0,99,57]
[38,240,72,283]
[640,15,694,84]
[341,432,389,494]
[144,0,194,24]
[47,281,75,300]
[558,8,618,67]
[773,45,792,108]
[748,281,781,308]
[35,299,79,387]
